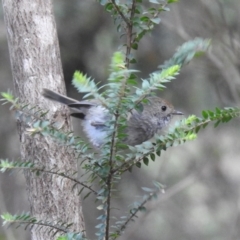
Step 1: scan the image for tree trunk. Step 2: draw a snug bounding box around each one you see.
[1,0,85,239]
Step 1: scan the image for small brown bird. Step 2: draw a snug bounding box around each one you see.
[42,89,183,147]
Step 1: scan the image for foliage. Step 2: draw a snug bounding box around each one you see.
[98,0,179,65]
[159,38,211,69]
[1,213,85,238]
[0,1,239,240]
[1,47,239,239]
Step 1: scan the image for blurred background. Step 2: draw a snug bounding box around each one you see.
[0,0,240,239]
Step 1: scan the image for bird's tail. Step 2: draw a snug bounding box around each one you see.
[42,88,78,105]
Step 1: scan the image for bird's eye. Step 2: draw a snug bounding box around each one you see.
[161,106,167,111]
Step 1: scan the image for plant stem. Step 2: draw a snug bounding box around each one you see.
[104,0,137,232]
[111,0,131,27]
[112,191,158,239]
[105,112,119,239]
[125,0,136,68]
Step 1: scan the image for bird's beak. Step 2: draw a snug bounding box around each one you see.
[172,110,184,115]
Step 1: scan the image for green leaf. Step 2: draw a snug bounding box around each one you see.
[142,80,150,89]
[150,17,161,24]
[97,204,104,210]
[214,120,221,128]
[139,206,146,212]
[156,148,161,156]
[83,191,92,200]
[99,0,108,5]
[143,157,149,166]
[195,126,201,133]
[161,7,170,11]
[149,0,160,3]
[131,42,138,50]
[140,16,150,22]
[202,110,208,119]
[142,187,154,192]
[105,3,113,12]
[95,223,105,229]
[72,71,97,93]
[136,162,141,168]
[159,38,211,69]
[153,181,165,190]
[202,123,208,128]
[57,236,67,240]
[130,58,137,64]
[215,107,221,114]
[1,92,14,101]
[150,153,155,161]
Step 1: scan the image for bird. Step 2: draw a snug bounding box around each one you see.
[42,88,183,147]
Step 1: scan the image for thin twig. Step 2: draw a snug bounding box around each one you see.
[125,0,136,68]
[1,163,98,194]
[105,3,137,235]
[35,168,98,195]
[104,71,131,236]
[113,191,160,239]
[217,0,236,52]
[10,219,69,234]
[111,0,131,27]
[124,172,200,239]
[105,111,120,239]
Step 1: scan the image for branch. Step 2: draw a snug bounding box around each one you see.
[36,169,97,195]
[0,159,97,195]
[125,0,136,68]
[111,0,131,27]
[112,107,240,174]
[112,185,163,239]
[104,53,135,239]
[1,213,76,235]
[116,193,154,233]
[105,111,119,240]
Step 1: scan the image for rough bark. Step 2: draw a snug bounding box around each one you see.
[2,0,85,239]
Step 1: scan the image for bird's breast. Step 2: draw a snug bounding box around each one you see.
[81,105,109,147]
[156,115,172,128]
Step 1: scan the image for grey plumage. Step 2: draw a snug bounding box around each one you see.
[42,89,183,147]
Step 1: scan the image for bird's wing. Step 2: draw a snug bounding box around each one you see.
[90,121,106,129]
[70,113,86,119]
[69,102,99,120]
[68,102,96,108]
